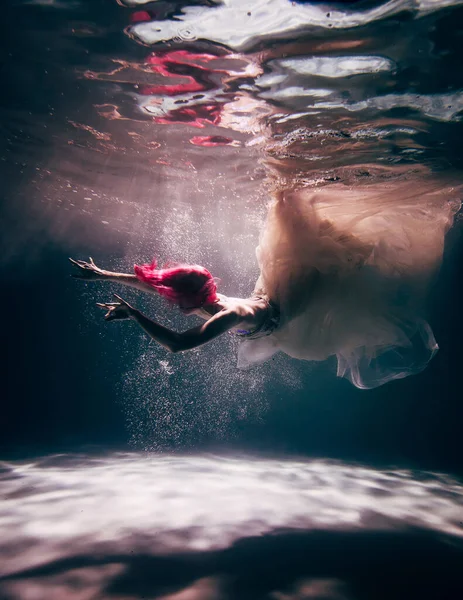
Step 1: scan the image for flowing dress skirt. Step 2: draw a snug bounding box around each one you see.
[238,179,460,389]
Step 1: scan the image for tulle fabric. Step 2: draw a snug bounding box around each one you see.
[238,180,460,388]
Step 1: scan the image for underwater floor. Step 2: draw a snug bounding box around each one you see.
[1,453,462,599]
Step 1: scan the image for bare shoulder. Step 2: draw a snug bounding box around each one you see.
[218,295,269,324]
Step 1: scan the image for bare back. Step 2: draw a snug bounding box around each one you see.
[196,294,272,333]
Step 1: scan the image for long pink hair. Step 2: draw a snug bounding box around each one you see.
[134,260,218,310]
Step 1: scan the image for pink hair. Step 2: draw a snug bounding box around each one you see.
[134,260,218,310]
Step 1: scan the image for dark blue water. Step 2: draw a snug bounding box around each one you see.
[1,1,463,598]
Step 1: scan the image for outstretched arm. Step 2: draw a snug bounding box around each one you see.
[69,258,156,295]
[97,294,240,353]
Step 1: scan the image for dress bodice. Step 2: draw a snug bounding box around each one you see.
[233,296,280,339]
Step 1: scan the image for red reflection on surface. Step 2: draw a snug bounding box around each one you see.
[140,50,231,96]
[140,82,203,95]
[130,11,153,23]
[155,103,224,128]
[138,50,244,128]
[190,135,237,146]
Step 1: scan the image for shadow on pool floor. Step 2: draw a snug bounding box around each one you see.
[1,527,462,599]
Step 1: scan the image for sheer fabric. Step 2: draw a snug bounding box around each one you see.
[238,180,460,388]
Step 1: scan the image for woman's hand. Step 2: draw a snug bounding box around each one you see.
[96,294,136,321]
[69,257,107,280]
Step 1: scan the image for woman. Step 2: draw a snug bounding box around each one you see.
[71,180,459,389]
[69,257,279,354]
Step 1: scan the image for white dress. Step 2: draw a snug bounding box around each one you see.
[237,179,460,389]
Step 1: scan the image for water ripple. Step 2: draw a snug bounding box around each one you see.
[127,0,463,52]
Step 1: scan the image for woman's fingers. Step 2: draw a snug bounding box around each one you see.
[112,293,128,305]
[69,258,97,271]
[96,301,129,320]
[96,297,131,321]
[69,258,87,266]
[69,258,87,271]
[69,258,95,277]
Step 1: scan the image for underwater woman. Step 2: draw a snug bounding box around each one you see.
[71,178,460,389]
